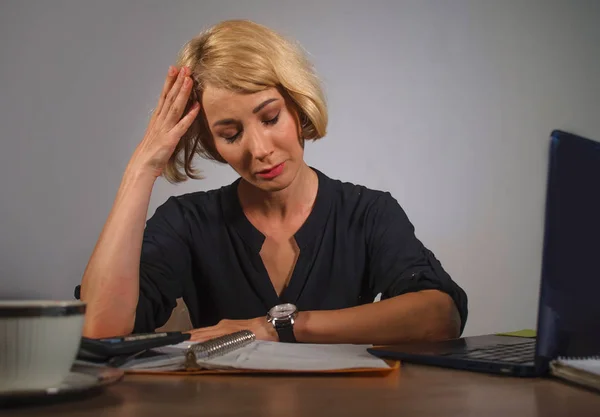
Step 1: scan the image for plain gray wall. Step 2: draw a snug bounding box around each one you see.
[1,0,599,336]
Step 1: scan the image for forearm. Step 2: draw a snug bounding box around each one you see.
[294,290,461,345]
[80,166,156,338]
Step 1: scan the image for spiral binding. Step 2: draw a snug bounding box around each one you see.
[184,330,256,369]
[556,355,600,361]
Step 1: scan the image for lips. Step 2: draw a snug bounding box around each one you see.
[258,164,280,174]
[256,162,285,179]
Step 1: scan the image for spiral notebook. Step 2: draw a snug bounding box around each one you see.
[550,357,600,392]
[110,330,397,375]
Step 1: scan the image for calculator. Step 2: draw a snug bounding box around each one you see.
[77,331,191,362]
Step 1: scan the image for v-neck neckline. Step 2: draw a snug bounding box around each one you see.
[221,167,334,306]
[225,167,333,252]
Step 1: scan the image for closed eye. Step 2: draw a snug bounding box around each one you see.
[221,111,280,144]
[223,132,241,143]
[263,112,280,126]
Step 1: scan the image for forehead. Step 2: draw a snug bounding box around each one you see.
[202,85,282,120]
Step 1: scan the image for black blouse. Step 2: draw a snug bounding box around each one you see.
[81,168,468,334]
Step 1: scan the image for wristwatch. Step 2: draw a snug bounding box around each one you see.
[267,303,298,343]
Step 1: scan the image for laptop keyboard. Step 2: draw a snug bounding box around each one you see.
[457,340,536,364]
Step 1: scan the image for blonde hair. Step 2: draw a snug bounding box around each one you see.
[164,19,328,183]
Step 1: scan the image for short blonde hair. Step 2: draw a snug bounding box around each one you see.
[164,19,328,183]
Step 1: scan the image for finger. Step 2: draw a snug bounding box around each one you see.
[152,66,178,119]
[189,324,219,333]
[165,75,195,127]
[189,334,213,342]
[157,66,188,122]
[188,330,228,342]
[187,324,221,336]
[171,101,200,137]
[187,324,235,340]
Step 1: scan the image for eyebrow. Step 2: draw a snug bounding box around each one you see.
[212,98,279,128]
[252,98,278,114]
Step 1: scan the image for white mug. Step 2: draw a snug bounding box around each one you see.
[0,300,86,392]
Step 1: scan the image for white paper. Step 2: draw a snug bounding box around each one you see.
[558,358,600,376]
[122,340,390,371]
[197,341,390,371]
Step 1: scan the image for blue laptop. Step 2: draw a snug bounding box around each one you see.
[368,130,600,377]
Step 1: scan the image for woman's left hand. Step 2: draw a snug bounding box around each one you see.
[187,317,278,342]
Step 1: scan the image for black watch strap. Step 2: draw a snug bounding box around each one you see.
[275,322,297,343]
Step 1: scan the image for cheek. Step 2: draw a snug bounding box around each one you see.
[214,143,240,165]
[273,114,301,147]
[212,137,239,165]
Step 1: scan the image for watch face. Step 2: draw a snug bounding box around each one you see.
[269,303,297,319]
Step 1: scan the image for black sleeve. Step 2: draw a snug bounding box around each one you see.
[365,192,468,334]
[133,196,193,333]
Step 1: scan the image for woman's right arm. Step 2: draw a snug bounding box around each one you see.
[80,66,200,338]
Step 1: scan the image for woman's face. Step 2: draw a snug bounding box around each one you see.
[202,85,305,193]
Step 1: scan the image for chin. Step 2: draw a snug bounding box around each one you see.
[253,177,292,193]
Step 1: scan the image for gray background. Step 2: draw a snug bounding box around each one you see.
[0,0,598,336]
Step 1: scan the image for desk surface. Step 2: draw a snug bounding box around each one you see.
[7,364,600,416]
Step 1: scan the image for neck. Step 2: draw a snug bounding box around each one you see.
[238,163,318,222]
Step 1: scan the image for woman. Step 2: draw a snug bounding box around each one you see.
[78,19,467,344]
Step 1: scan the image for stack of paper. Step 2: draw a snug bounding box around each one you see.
[119,340,395,374]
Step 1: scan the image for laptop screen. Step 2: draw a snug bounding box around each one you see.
[536,130,600,365]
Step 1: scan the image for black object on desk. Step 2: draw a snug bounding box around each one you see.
[77,332,191,365]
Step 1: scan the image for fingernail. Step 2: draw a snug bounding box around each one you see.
[168,66,175,76]
[180,67,186,76]
[183,77,191,87]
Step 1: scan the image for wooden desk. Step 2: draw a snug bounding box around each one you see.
[7,364,600,416]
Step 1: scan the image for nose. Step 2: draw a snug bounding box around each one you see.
[246,127,274,160]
